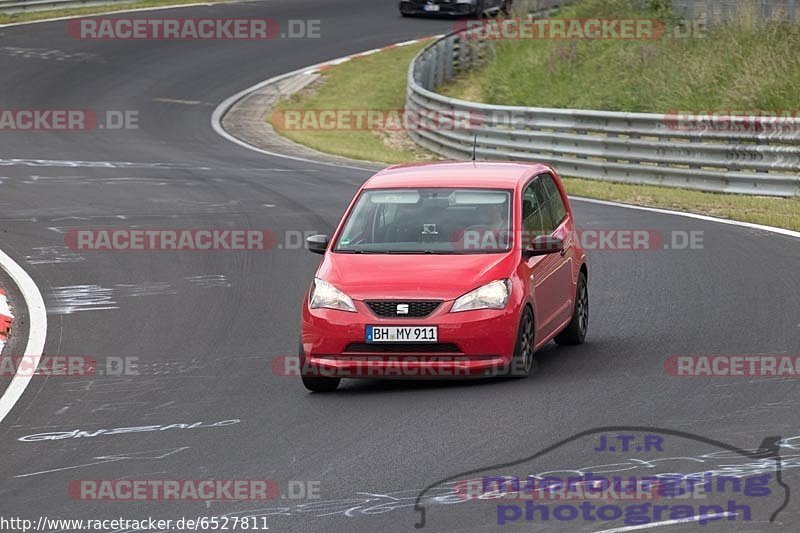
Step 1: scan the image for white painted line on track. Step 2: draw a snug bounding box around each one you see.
[571,197,800,240]
[592,512,736,532]
[0,247,48,425]
[211,36,443,173]
[211,64,377,172]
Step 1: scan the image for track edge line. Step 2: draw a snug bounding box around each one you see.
[0,246,48,425]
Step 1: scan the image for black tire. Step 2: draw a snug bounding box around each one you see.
[509,307,536,377]
[554,271,588,346]
[302,375,340,392]
[473,0,486,18]
[299,339,340,392]
[501,0,513,15]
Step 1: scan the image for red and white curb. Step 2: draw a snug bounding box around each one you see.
[0,288,12,353]
[301,36,442,75]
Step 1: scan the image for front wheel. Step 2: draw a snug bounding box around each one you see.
[299,338,340,392]
[509,307,536,377]
[554,271,588,345]
[302,375,340,392]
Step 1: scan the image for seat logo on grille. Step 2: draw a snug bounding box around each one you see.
[396,304,409,315]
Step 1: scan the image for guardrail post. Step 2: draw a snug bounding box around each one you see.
[435,42,446,87]
[462,34,471,72]
[790,0,798,22]
[454,33,463,74]
[706,0,714,29]
[426,49,437,90]
[757,0,766,22]
[444,36,455,83]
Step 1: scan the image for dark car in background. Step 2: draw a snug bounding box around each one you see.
[400,0,511,17]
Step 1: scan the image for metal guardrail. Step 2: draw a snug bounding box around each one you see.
[0,0,129,14]
[672,0,798,25]
[405,30,800,196]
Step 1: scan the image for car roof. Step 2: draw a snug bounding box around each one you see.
[363,161,552,190]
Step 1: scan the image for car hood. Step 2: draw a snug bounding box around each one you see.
[316,252,515,301]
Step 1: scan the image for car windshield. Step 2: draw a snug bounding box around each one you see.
[334,188,513,254]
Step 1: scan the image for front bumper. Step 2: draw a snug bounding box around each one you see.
[399,1,476,16]
[301,298,518,379]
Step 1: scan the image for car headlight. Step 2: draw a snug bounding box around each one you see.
[451,279,511,313]
[309,278,357,312]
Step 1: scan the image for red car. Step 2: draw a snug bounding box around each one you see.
[300,162,588,392]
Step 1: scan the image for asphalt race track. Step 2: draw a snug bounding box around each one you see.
[1,1,800,532]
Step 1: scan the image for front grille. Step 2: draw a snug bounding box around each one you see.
[365,300,442,318]
[344,343,460,353]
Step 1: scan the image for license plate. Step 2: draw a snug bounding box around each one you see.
[366,326,438,343]
[423,4,440,11]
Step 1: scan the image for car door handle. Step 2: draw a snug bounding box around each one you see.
[560,248,567,257]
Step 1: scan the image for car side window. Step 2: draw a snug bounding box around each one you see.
[522,180,547,237]
[540,173,567,226]
[532,178,556,234]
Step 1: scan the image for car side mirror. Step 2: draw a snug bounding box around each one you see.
[524,235,564,257]
[307,234,330,255]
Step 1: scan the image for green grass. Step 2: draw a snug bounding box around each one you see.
[266,1,800,231]
[442,0,800,112]
[563,177,800,230]
[0,0,234,25]
[269,41,440,164]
